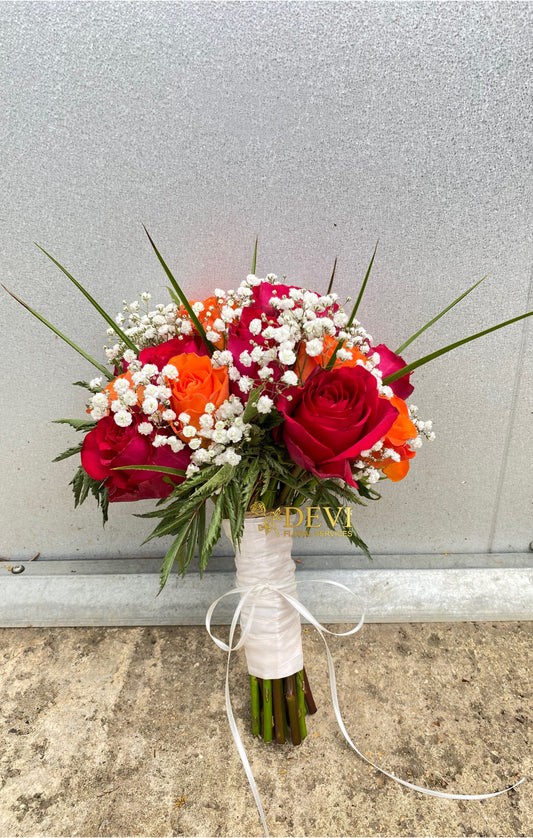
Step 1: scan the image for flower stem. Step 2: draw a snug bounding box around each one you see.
[272,678,286,744]
[262,679,273,743]
[295,670,308,740]
[302,668,317,715]
[250,675,261,737]
[284,674,301,745]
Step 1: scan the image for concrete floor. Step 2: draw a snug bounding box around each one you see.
[0,622,530,838]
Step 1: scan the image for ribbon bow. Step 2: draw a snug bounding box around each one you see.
[206,580,524,837]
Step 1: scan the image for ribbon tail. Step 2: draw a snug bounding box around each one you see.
[223,597,271,837]
[315,620,526,801]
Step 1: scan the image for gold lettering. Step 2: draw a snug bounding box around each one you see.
[323,506,343,528]
[306,507,321,527]
[285,507,303,527]
[345,506,352,527]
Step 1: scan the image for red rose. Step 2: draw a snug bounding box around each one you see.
[81,415,190,502]
[276,366,398,486]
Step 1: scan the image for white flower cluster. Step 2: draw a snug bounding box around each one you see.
[87,360,182,452]
[105,295,180,363]
[350,403,435,484]
[408,406,436,444]
[185,395,253,477]
[204,274,380,399]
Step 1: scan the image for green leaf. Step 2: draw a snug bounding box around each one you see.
[200,492,225,571]
[114,464,187,477]
[159,525,190,592]
[72,380,91,389]
[242,387,264,422]
[143,466,234,542]
[326,257,337,295]
[180,513,199,576]
[395,275,489,355]
[34,244,139,354]
[166,286,181,306]
[322,479,369,506]
[314,486,372,559]
[143,226,215,355]
[53,444,83,462]
[53,418,97,432]
[69,465,108,524]
[196,502,206,565]
[224,481,240,548]
[2,284,112,380]
[355,481,381,502]
[70,466,85,507]
[78,471,92,506]
[383,308,533,386]
[251,236,258,274]
[255,409,284,432]
[241,458,262,511]
[89,479,109,525]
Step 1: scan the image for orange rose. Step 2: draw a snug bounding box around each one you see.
[295,335,367,383]
[371,396,417,482]
[166,353,229,438]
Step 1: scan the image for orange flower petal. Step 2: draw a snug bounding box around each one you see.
[382,460,411,482]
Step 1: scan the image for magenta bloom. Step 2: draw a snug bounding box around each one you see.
[81,415,190,502]
[251,282,300,315]
[374,344,414,399]
[139,335,209,370]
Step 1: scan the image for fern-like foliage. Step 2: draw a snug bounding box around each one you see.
[70,465,109,525]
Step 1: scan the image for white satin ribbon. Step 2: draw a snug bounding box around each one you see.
[206,580,525,838]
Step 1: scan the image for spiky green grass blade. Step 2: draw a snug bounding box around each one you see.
[326,257,337,295]
[251,236,258,274]
[395,275,489,355]
[34,244,138,353]
[2,284,112,379]
[327,242,378,370]
[142,226,215,355]
[384,309,533,385]
[348,240,378,326]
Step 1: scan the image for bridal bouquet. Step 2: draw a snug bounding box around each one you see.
[5,231,532,750]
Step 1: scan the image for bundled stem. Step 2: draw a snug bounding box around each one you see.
[250,675,261,737]
[263,679,273,743]
[249,669,317,744]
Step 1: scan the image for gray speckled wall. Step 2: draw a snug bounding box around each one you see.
[1,1,531,563]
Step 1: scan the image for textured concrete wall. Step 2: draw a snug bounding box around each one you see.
[1,2,531,564]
